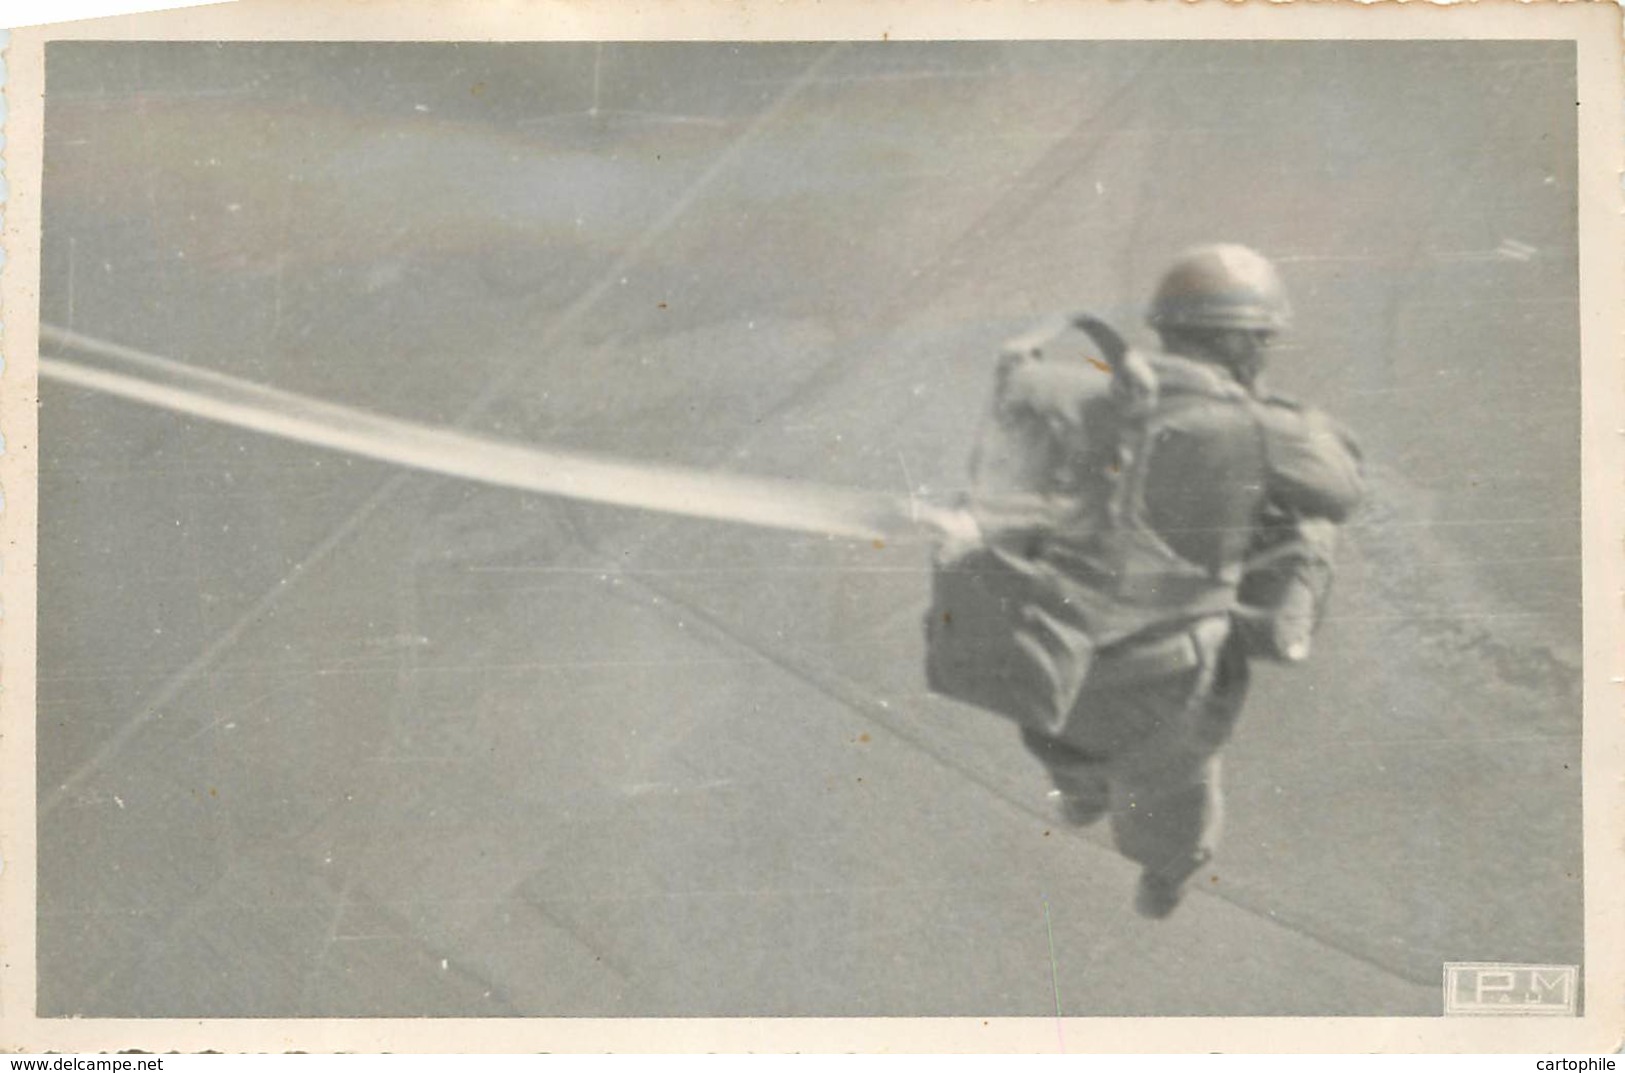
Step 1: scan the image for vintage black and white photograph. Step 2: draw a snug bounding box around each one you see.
[5,0,1622,1048]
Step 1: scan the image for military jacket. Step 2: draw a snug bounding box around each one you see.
[969,346,1363,647]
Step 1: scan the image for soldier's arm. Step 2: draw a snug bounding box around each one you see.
[1256,402,1365,523]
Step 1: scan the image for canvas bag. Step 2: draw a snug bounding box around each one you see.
[923,315,1165,734]
[924,539,1101,737]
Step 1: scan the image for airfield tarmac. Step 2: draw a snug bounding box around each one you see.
[35,41,1582,1017]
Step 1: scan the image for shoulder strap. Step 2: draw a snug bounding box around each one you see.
[1066,315,1156,527]
[1072,314,1158,418]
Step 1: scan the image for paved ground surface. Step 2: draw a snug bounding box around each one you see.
[35,41,1582,1016]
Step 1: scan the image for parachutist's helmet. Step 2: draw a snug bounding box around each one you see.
[1147,244,1291,334]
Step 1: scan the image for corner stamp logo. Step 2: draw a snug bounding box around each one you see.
[1444,963,1578,1016]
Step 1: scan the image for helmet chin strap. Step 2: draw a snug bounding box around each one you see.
[1229,347,1266,392]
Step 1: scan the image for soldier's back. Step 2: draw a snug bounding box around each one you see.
[1133,353,1271,577]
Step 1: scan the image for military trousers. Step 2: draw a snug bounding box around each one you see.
[1020,615,1250,884]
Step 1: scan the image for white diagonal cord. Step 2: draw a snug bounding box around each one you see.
[38,322,955,544]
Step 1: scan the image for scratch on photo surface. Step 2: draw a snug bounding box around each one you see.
[620,779,735,797]
[897,450,921,524]
[1043,894,1066,1051]
[179,682,298,743]
[300,872,357,1014]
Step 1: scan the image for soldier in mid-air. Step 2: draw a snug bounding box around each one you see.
[928,244,1364,918]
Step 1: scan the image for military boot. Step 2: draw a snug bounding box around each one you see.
[1134,850,1212,920]
[1048,785,1108,827]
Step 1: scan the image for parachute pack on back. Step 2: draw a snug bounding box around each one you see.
[924,313,1312,735]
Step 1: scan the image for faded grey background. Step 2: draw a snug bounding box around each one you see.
[37,41,1580,1016]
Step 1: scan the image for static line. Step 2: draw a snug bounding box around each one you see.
[40,326,944,544]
